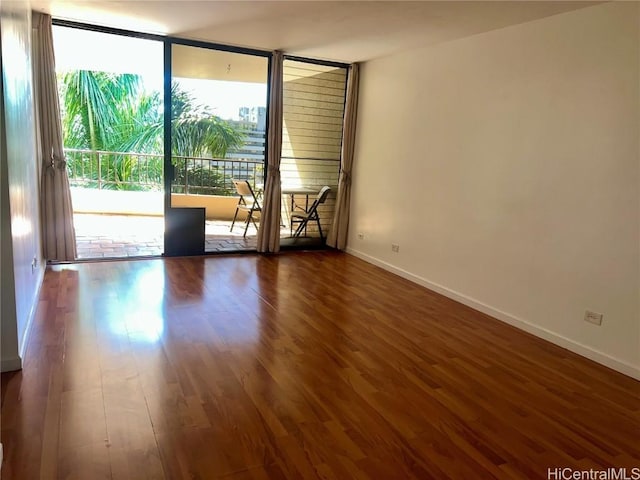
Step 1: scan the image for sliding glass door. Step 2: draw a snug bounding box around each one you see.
[166,44,268,254]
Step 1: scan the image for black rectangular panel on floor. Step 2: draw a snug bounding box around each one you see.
[164,207,205,256]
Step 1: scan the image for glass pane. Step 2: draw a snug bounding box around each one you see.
[170,45,268,252]
[53,26,164,259]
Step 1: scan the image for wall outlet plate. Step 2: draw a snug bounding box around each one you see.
[391,243,400,253]
[584,310,603,326]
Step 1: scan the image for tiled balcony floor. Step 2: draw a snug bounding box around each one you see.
[73,213,294,259]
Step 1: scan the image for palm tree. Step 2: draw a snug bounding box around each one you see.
[59,70,245,191]
[60,71,146,152]
[122,83,245,158]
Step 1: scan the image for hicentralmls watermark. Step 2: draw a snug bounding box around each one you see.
[547,468,640,480]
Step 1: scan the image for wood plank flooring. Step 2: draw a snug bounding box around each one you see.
[2,251,639,479]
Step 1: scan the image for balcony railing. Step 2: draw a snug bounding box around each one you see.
[66,148,340,239]
[172,156,262,196]
[65,148,263,195]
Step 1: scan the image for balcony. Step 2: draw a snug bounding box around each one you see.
[66,149,335,259]
[73,213,273,258]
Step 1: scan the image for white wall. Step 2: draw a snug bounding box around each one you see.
[0,68,20,371]
[349,2,640,378]
[1,1,45,371]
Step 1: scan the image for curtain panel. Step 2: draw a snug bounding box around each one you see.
[256,50,284,253]
[327,63,359,250]
[33,12,77,260]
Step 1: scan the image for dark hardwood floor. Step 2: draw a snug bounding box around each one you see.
[1,251,639,479]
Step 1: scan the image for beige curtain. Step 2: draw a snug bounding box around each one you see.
[256,51,283,253]
[327,63,359,250]
[33,13,76,261]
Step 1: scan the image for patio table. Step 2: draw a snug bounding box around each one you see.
[281,186,320,234]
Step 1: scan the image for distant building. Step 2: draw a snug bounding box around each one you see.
[238,106,266,131]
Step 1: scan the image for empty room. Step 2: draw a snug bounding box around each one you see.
[1,1,638,479]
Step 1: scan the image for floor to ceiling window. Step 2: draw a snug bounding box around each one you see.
[53,24,273,258]
[53,25,164,259]
[52,21,350,257]
[280,58,348,246]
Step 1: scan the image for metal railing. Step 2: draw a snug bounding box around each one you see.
[172,156,262,196]
[65,149,164,191]
[65,149,263,195]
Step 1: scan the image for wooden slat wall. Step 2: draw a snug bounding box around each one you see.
[281,60,347,237]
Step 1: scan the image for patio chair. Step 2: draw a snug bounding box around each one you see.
[230,180,261,237]
[291,186,331,240]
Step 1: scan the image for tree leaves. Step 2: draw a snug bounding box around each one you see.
[59,70,247,193]
[59,70,245,158]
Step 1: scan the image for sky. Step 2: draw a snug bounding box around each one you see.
[52,26,267,121]
[173,78,266,120]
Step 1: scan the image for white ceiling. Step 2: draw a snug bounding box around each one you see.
[30,1,598,63]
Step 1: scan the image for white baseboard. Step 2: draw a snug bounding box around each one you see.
[346,247,640,381]
[19,263,45,361]
[0,264,43,374]
[1,356,22,373]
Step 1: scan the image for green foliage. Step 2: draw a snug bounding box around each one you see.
[59,70,245,193]
[61,71,149,152]
[170,84,245,158]
[65,150,164,192]
[172,160,234,196]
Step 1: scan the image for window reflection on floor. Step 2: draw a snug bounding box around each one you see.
[108,263,166,343]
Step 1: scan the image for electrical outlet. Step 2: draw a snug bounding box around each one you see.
[357,233,364,240]
[391,243,400,253]
[584,310,603,326]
